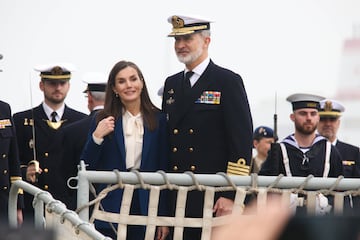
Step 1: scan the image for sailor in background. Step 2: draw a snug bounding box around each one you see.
[250,126,275,174]
[61,72,107,210]
[259,93,343,177]
[259,93,343,215]
[13,63,87,220]
[162,14,253,239]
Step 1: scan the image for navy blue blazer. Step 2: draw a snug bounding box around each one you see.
[81,111,169,227]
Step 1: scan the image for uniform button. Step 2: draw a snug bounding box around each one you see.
[3,186,7,190]
[173,129,179,134]
[190,165,196,171]
[44,152,49,157]
[3,170,7,174]
[2,154,6,158]
[189,129,194,134]
[173,166,178,171]
[44,185,49,190]
[189,147,194,152]
[172,147,177,153]
[44,168,49,173]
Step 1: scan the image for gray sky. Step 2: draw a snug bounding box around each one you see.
[1,0,360,142]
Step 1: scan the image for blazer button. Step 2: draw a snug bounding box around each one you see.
[172,147,177,153]
[44,152,49,157]
[2,154,6,159]
[173,165,178,171]
[44,168,49,173]
[44,185,49,190]
[173,129,179,134]
[190,165,196,171]
[189,129,194,134]
[3,170,7,174]
[3,186,7,190]
[189,147,194,152]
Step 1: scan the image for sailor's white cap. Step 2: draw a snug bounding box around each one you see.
[286,93,325,110]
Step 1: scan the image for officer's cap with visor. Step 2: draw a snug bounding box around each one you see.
[286,93,325,111]
[318,99,345,119]
[167,14,213,37]
[82,72,107,93]
[34,63,76,82]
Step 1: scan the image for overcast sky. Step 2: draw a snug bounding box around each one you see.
[1,0,360,142]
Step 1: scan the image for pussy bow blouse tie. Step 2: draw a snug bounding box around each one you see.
[124,114,143,169]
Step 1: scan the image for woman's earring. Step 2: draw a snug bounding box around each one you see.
[115,92,119,98]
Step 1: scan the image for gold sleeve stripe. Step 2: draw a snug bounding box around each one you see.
[342,160,355,166]
[9,177,23,194]
[10,176,22,182]
[226,158,250,176]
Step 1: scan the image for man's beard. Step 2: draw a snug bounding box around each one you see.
[176,47,203,65]
[45,94,65,105]
[295,122,317,135]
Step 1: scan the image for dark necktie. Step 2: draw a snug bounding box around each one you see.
[51,111,57,122]
[184,71,194,93]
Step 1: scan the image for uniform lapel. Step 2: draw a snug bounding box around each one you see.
[34,105,53,137]
[174,62,215,125]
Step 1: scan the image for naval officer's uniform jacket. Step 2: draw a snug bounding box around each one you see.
[335,140,360,215]
[13,104,87,204]
[162,60,253,218]
[335,140,360,177]
[61,109,101,210]
[0,100,23,220]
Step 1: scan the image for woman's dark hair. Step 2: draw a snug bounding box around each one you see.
[96,60,159,131]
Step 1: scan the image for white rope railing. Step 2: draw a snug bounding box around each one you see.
[8,180,112,240]
[71,161,360,240]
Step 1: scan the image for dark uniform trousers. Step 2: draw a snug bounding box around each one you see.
[162,60,253,239]
[13,104,87,221]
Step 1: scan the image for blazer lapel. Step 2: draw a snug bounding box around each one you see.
[141,127,152,169]
[114,118,126,163]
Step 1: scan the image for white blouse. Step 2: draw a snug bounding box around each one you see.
[122,111,144,170]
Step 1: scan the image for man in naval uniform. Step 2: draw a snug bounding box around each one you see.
[13,63,87,221]
[162,15,253,239]
[61,72,106,210]
[317,99,360,215]
[259,93,343,177]
[0,100,24,225]
[259,93,343,215]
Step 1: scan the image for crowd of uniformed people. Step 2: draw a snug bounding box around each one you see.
[0,14,359,240]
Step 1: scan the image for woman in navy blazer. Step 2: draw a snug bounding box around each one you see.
[81,60,169,240]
